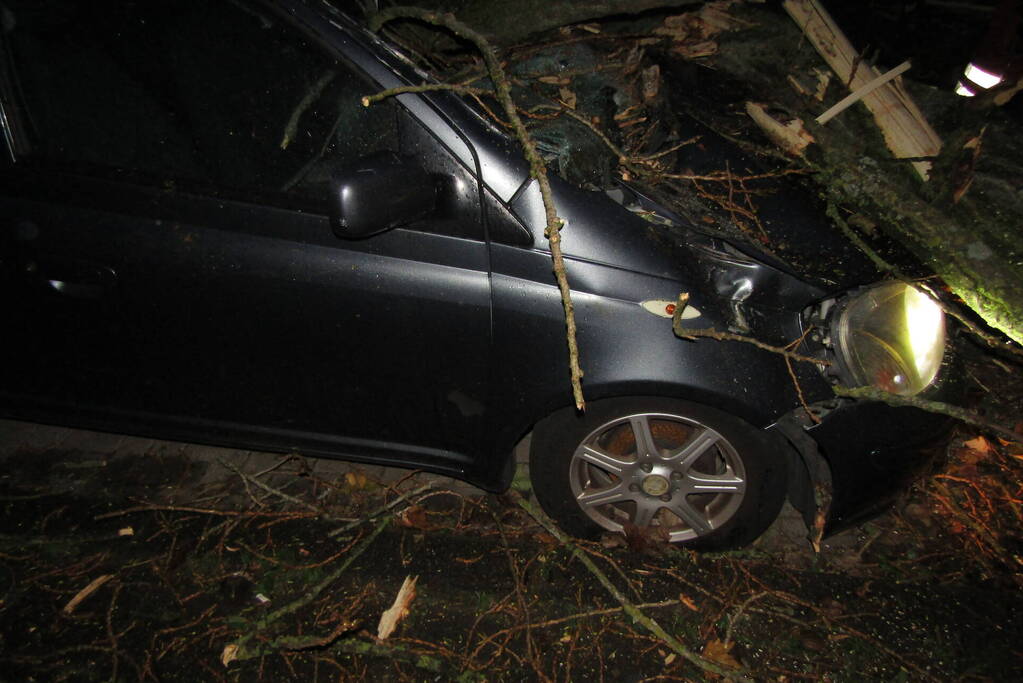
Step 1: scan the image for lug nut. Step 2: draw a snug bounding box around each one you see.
[670,471,683,480]
[640,463,653,473]
[660,494,671,502]
[629,484,640,492]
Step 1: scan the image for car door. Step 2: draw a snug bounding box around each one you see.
[0,0,492,471]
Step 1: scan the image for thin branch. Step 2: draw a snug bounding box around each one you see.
[94,504,314,520]
[512,491,750,681]
[225,516,390,661]
[672,292,827,366]
[327,483,434,537]
[361,83,493,107]
[370,7,585,410]
[219,458,324,516]
[834,385,1022,444]
[281,71,337,150]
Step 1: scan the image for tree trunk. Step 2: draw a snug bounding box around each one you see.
[393,0,702,44]
[686,4,1023,344]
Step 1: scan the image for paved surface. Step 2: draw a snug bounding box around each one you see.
[0,417,496,497]
[0,417,825,555]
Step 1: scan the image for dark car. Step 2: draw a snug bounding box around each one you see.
[0,0,955,549]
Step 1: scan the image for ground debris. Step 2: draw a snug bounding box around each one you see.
[0,429,1020,681]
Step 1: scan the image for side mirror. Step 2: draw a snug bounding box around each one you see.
[330,152,437,239]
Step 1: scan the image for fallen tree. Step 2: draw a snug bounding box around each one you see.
[378,0,1023,348]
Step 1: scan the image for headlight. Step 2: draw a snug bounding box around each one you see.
[831,282,946,396]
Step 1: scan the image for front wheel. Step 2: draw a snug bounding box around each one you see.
[529,398,788,550]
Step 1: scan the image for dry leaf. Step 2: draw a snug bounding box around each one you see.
[221,644,239,667]
[118,527,134,537]
[558,86,577,110]
[63,574,113,615]
[538,75,571,85]
[622,520,670,555]
[679,593,699,611]
[377,575,418,640]
[398,505,435,531]
[344,470,368,490]
[963,435,994,456]
[578,23,601,34]
[702,638,741,670]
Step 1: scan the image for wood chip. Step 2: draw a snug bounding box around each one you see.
[641,64,661,103]
[784,0,942,179]
[745,102,814,156]
[377,575,418,640]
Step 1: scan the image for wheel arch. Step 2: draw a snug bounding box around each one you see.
[526,393,793,548]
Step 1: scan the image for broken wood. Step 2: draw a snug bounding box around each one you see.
[783,0,942,179]
[377,575,418,640]
[63,574,113,615]
[744,102,814,157]
[815,60,912,125]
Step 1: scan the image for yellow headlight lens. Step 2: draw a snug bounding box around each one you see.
[834,282,946,396]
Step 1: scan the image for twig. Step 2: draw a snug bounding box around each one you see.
[63,574,114,615]
[361,83,493,107]
[370,7,585,410]
[468,598,678,659]
[636,135,701,162]
[95,504,315,520]
[492,511,547,681]
[327,483,434,537]
[281,71,337,150]
[672,292,827,366]
[332,637,485,680]
[219,458,324,516]
[816,60,912,125]
[834,385,1022,444]
[722,591,768,646]
[512,491,751,680]
[225,516,390,662]
[528,103,645,179]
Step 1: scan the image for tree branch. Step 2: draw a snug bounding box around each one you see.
[512,491,750,681]
[672,293,827,365]
[834,385,1022,444]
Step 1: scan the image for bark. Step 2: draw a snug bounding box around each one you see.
[701,6,1023,345]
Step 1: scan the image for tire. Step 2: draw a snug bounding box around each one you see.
[529,397,788,550]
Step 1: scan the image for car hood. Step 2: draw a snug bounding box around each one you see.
[510,174,831,318]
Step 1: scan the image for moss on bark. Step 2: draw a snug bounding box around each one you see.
[708,6,1023,344]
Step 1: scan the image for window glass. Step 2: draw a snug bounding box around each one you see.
[484,190,533,246]
[4,0,398,205]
